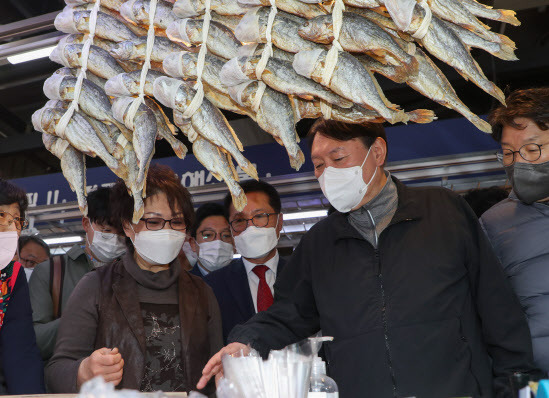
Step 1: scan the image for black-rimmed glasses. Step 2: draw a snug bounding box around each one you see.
[496,144,544,166]
[140,217,187,231]
[0,210,28,230]
[198,230,233,243]
[229,213,278,233]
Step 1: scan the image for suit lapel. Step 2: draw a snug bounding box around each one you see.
[112,264,146,354]
[229,259,256,318]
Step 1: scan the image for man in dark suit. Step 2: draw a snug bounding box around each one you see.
[188,203,235,278]
[204,180,286,343]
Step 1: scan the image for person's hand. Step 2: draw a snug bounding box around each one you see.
[196,343,248,389]
[77,347,125,388]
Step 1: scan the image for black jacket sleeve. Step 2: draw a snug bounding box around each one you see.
[1,268,46,394]
[228,237,321,356]
[457,195,538,396]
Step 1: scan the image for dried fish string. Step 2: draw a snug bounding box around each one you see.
[55,0,101,136]
[181,0,212,118]
[320,0,344,119]
[252,0,277,112]
[124,0,158,130]
[412,0,432,40]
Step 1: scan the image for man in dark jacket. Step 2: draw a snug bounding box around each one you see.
[198,120,536,398]
[480,88,549,373]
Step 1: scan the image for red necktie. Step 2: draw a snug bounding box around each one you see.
[253,265,274,312]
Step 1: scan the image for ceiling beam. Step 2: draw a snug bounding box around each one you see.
[0,132,44,155]
[0,11,58,42]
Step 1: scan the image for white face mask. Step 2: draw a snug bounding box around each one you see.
[234,218,280,259]
[131,227,186,266]
[0,231,19,270]
[87,227,127,263]
[182,241,198,267]
[24,267,34,281]
[198,240,234,272]
[318,147,378,213]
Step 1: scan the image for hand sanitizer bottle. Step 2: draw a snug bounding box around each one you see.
[308,337,339,398]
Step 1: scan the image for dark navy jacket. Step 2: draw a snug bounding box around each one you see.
[189,264,205,278]
[204,256,286,343]
[0,264,45,394]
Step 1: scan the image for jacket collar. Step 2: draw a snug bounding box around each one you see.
[332,176,423,241]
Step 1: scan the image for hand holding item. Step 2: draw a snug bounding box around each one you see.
[77,347,125,388]
[196,342,248,389]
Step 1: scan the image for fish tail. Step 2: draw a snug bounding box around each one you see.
[496,33,517,50]
[487,82,506,105]
[132,191,145,224]
[407,109,437,124]
[171,140,188,159]
[493,43,518,61]
[289,149,306,171]
[239,160,258,181]
[77,195,88,216]
[229,185,247,212]
[499,10,520,26]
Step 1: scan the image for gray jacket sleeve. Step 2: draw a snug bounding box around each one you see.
[29,260,60,361]
[45,272,100,393]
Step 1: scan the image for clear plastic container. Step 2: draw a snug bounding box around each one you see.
[308,341,338,398]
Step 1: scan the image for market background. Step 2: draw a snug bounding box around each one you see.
[0,0,548,254]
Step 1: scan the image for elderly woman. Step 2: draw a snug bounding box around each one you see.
[0,179,45,394]
[46,165,223,394]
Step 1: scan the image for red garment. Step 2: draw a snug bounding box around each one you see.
[0,261,21,328]
[252,265,273,312]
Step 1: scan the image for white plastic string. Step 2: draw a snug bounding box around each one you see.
[320,0,344,119]
[124,0,158,130]
[412,0,432,40]
[181,0,212,118]
[55,0,101,136]
[251,1,277,112]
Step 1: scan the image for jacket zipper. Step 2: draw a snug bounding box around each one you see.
[376,249,398,398]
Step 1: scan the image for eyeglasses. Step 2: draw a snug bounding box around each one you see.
[19,257,40,268]
[229,213,278,233]
[198,230,233,243]
[140,217,187,231]
[0,210,28,230]
[496,144,544,166]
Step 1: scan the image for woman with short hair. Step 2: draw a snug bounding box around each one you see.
[46,165,223,395]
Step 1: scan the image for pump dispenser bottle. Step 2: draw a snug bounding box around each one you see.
[308,336,339,398]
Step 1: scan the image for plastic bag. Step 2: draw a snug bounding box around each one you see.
[384,0,416,31]
[111,96,135,126]
[162,52,189,78]
[219,57,251,87]
[54,8,80,34]
[234,7,261,43]
[166,19,192,46]
[104,74,133,97]
[292,49,323,79]
[43,74,66,101]
[152,76,189,110]
[173,0,203,18]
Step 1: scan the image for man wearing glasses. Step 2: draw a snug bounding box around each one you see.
[18,236,50,281]
[30,187,126,363]
[188,203,235,277]
[204,180,287,343]
[480,87,549,373]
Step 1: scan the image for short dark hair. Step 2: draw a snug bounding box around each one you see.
[18,235,51,257]
[307,118,388,163]
[87,187,118,228]
[488,87,549,142]
[111,164,195,234]
[191,203,228,238]
[0,179,29,220]
[463,186,510,218]
[224,180,281,216]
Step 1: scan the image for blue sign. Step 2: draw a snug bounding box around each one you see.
[12,141,314,208]
[10,115,500,208]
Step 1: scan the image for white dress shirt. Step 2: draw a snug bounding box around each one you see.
[242,251,279,313]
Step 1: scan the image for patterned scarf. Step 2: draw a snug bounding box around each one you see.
[0,261,21,328]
